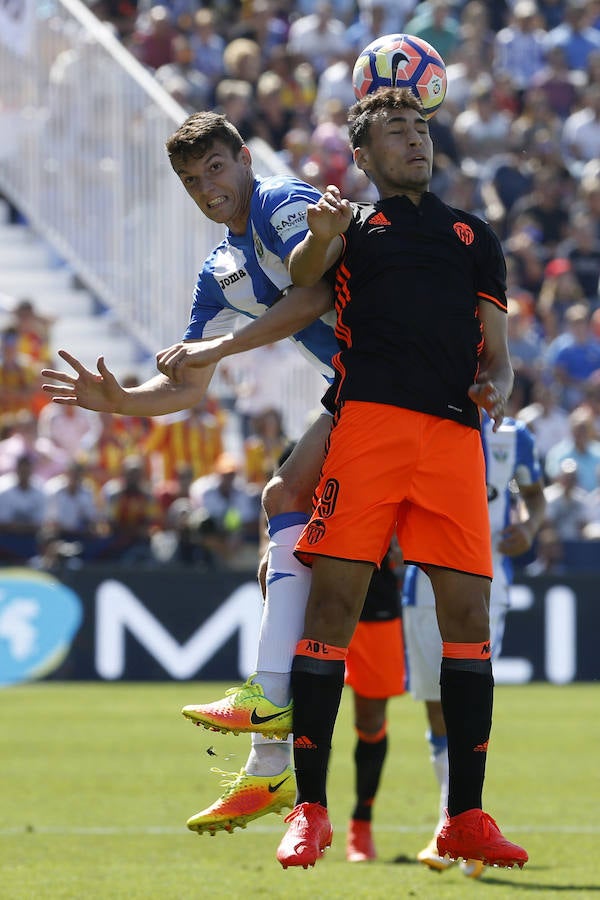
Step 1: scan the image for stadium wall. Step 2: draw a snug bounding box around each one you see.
[0,567,599,687]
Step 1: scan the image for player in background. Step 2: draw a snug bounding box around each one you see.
[344,540,406,863]
[403,411,546,878]
[41,110,339,829]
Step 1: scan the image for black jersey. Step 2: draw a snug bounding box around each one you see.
[331,192,507,430]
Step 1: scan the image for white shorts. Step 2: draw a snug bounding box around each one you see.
[403,564,508,702]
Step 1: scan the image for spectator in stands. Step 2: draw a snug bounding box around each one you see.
[537,257,586,342]
[545,404,600,491]
[213,80,256,139]
[264,44,317,123]
[543,456,592,539]
[102,453,159,563]
[222,38,263,90]
[0,326,38,425]
[144,397,224,484]
[287,0,350,73]
[154,460,195,524]
[478,130,536,239]
[354,0,419,38]
[10,298,53,367]
[524,523,567,574]
[155,34,211,112]
[0,410,70,481]
[581,369,600,436]
[150,496,218,566]
[503,211,548,297]
[532,44,583,119]
[557,209,600,299]
[544,0,600,71]
[506,298,543,410]
[130,4,176,70]
[346,1,388,54]
[278,126,312,174]
[244,408,289,489]
[552,303,600,409]
[517,379,570,466]
[189,451,261,567]
[538,0,568,31]
[220,342,296,439]
[312,47,360,124]
[43,458,105,540]
[509,165,572,255]
[575,161,600,236]
[228,0,288,62]
[562,82,600,178]
[296,0,357,27]
[404,0,462,63]
[0,454,46,537]
[37,397,101,460]
[189,8,226,100]
[252,72,297,152]
[492,0,548,91]
[452,74,513,173]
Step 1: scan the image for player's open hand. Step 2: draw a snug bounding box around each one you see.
[156,337,227,382]
[307,185,353,241]
[41,350,125,413]
[468,381,506,431]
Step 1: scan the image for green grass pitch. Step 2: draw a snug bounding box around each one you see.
[1,681,598,899]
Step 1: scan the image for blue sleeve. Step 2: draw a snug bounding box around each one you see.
[182,261,227,341]
[515,422,543,484]
[254,177,322,261]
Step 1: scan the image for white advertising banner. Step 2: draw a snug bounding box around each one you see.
[0,0,34,57]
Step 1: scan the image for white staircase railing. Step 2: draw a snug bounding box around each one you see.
[0,0,241,354]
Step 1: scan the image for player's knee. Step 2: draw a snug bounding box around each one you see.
[262,472,312,520]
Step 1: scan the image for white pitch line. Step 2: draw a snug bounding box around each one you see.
[1,824,598,836]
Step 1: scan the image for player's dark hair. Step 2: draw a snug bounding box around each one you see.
[166,111,245,162]
[348,87,425,149]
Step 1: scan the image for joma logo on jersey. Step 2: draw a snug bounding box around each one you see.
[305,519,326,545]
[218,268,247,289]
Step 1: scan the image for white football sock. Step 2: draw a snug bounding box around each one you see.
[427,730,449,834]
[245,513,310,777]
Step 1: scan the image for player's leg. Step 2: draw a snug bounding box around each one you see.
[401,419,527,868]
[344,610,405,862]
[184,414,331,835]
[277,402,416,868]
[430,567,527,868]
[277,556,374,869]
[402,589,457,872]
[347,691,387,862]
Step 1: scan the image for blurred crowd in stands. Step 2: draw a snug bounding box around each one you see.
[2,0,600,572]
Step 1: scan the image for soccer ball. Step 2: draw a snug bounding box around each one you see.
[352,33,447,119]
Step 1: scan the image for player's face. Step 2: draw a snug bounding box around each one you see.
[354,108,433,201]
[172,141,254,234]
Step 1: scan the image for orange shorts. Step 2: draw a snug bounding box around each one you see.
[345,618,406,698]
[296,402,492,578]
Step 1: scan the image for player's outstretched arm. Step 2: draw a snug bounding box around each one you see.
[468,301,514,431]
[42,349,215,416]
[157,281,333,382]
[289,185,350,286]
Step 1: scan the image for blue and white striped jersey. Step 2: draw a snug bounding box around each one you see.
[183,175,337,381]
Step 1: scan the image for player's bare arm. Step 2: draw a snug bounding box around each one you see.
[497,479,546,557]
[468,300,514,431]
[42,349,215,416]
[157,282,334,382]
[289,185,350,286]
